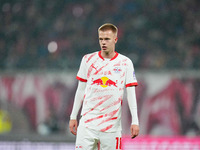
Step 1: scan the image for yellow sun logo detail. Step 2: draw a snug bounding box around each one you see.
[100,77,109,88]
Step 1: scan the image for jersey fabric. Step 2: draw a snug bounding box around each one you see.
[76,51,138,132]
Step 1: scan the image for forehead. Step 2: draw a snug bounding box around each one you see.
[98,30,115,37]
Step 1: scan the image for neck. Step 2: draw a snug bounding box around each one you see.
[101,50,115,59]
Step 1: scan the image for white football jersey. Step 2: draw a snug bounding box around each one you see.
[77,51,138,132]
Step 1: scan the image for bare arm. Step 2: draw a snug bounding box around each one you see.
[69,81,86,135]
[127,86,139,138]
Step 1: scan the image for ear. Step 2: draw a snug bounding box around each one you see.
[115,37,118,43]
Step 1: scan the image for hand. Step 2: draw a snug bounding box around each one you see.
[69,119,78,135]
[130,124,139,139]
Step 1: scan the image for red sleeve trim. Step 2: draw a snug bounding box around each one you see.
[126,82,138,87]
[76,76,87,82]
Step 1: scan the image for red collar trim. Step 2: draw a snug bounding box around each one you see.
[110,52,118,61]
[98,51,118,61]
[98,51,104,60]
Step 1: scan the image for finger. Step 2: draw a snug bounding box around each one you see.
[131,129,139,138]
[131,130,136,138]
[135,129,139,136]
[131,128,135,136]
[70,127,77,135]
[75,123,77,132]
[131,132,138,138]
[73,124,77,135]
[69,126,73,134]
[69,125,76,135]
[72,130,77,135]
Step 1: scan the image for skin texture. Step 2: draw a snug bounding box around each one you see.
[98,30,118,59]
[131,124,139,138]
[69,29,139,139]
[69,119,77,135]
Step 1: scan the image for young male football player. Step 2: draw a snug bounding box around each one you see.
[69,23,139,150]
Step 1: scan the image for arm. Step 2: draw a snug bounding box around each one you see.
[69,81,86,135]
[127,86,139,138]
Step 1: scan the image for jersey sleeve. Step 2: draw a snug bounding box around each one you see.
[125,59,138,87]
[76,56,87,82]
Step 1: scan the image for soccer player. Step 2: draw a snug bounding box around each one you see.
[69,23,139,150]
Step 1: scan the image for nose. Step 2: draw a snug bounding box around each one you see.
[102,40,106,45]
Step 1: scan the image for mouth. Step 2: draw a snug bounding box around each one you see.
[102,46,107,50]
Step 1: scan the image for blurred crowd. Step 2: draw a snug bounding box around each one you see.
[0,0,200,71]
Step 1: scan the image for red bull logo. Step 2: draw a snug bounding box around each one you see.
[92,77,117,88]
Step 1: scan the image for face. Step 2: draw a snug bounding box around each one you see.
[98,30,118,54]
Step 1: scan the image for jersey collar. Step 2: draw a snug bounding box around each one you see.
[98,51,119,61]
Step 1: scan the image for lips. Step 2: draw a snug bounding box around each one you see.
[102,46,107,50]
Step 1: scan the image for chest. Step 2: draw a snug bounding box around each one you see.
[87,60,127,79]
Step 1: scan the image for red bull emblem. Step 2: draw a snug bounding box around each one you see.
[92,77,117,88]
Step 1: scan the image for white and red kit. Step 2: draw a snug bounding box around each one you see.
[74,51,138,132]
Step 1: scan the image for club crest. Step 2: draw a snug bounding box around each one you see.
[113,67,122,73]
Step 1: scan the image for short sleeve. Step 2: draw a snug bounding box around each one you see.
[76,56,87,82]
[125,59,138,87]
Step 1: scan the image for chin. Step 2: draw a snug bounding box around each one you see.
[102,49,108,52]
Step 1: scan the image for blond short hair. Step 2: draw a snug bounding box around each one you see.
[98,23,118,36]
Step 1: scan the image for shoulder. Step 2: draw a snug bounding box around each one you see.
[117,53,133,64]
[81,51,99,64]
[83,51,98,59]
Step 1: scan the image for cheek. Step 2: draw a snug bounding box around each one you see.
[112,40,116,45]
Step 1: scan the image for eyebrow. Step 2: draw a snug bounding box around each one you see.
[99,37,110,40]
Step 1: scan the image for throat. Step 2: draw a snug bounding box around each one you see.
[101,51,115,59]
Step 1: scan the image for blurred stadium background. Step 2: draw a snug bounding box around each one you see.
[0,0,200,149]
